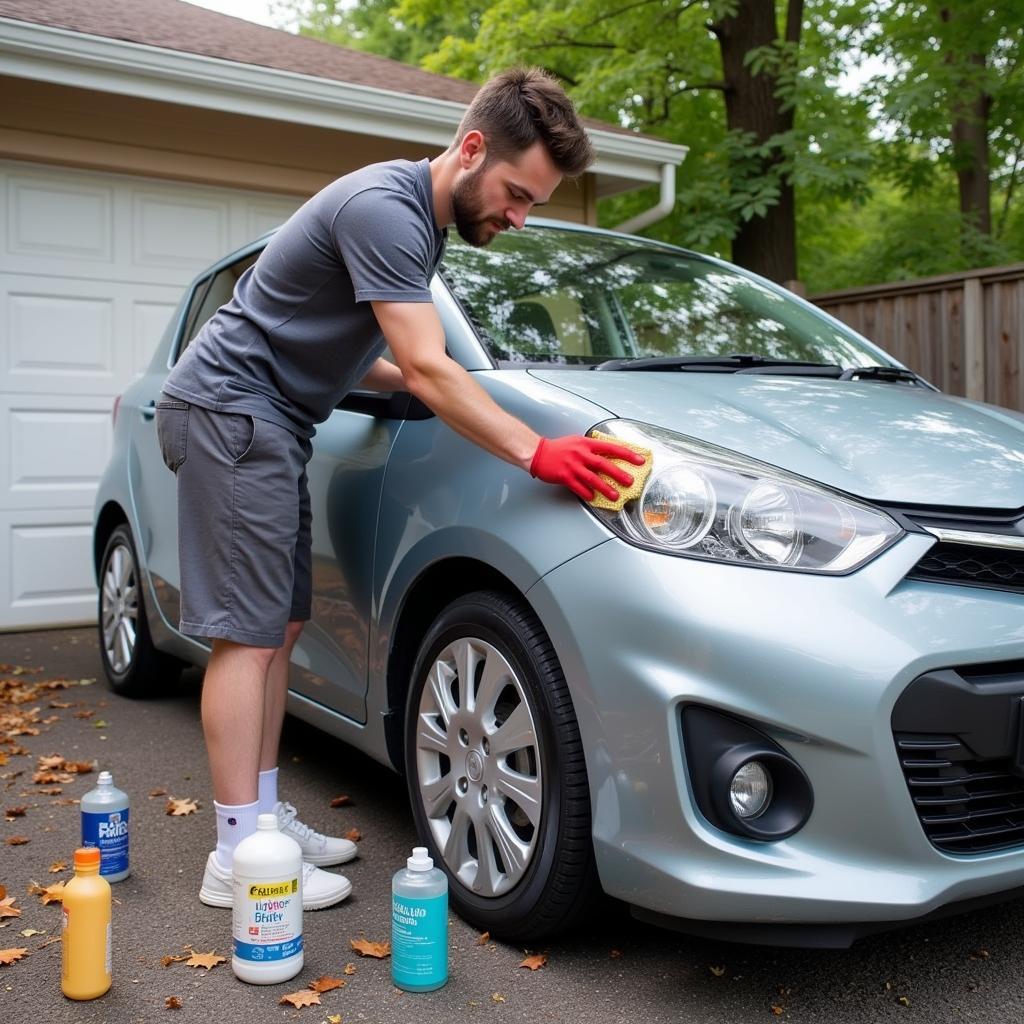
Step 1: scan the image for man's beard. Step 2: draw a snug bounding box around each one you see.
[451,165,508,247]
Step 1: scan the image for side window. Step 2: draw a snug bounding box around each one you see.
[174,251,260,363]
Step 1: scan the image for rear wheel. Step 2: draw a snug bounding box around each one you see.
[98,524,181,697]
[405,590,597,942]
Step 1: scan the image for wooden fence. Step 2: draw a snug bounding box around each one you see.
[811,263,1024,413]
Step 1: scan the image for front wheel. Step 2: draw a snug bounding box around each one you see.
[98,523,181,697]
[405,590,597,942]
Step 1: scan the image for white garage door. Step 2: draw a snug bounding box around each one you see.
[0,160,302,631]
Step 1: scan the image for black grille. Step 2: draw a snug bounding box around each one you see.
[907,542,1024,594]
[895,733,1024,854]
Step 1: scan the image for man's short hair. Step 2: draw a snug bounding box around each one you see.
[454,67,595,178]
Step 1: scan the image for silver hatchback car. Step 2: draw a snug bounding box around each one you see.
[93,221,1024,946]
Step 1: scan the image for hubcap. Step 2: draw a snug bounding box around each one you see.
[416,637,542,897]
[100,542,139,675]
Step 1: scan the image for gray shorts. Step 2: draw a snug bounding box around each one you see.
[155,395,313,648]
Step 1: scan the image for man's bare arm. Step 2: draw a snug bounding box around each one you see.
[358,357,406,393]
[371,300,539,471]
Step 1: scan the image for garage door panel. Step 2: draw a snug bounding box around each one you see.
[1,509,96,628]
[132,299,178,376]
[132,189,229,269]
[6,173,114,263]
[0,395,113,511]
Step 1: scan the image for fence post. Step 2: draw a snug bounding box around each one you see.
[962,276,985,401]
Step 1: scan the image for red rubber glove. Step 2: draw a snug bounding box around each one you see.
[530,435,647,501]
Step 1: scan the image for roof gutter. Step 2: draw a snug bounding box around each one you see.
[0,18,686,194]
[613,162,676,234]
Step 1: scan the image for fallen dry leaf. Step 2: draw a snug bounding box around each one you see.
[519,953,547,971]
[0,897,20,920]
[37,787,62,796]
[329,795,352,808]
[280,989,321,1008]
[166,797,199,817]
[771,1007,784,1016]
[610,949,623,958]
[897,996,911,1007]
[36,935,61,950]
[33,771,74,785]
[64,761,94,775]
[48,861,66,874]
[0,947,28,965]
[327,1016,342,1024]
[343,828,362,842]
[160,954,189,967]
[72,710,93,719]
[350,937,390,958]
[5,836,29,846]
[476,931,490,946]
[48,700,73,709]
[28,881,65,905]
[970,948,990,960]
[165,996,182,1009]
[185,950,225,970]
[19,929,42,937]
[709,964,727,977]
[5,805,27,817]
[93,720,109,728]
[343,963,356,975]
[149,788,168,798]
[36,755,65,770]
[491,993,506,1003]
[309,976,346,993]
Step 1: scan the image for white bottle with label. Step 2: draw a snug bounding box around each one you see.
[80,770,130,883]
[231,813,303,985]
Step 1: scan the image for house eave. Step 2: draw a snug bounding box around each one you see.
[0,18,686,190]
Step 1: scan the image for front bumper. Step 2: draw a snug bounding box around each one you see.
[525,530,1024,927]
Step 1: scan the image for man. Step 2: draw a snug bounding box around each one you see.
[156,67,645,911]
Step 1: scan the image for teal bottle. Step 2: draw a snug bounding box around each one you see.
[391,846,448,992]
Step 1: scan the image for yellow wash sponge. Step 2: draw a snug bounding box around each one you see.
[586,431,653,512]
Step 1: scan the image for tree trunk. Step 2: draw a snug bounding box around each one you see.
[713,0,799,282]
[950,53,992,239]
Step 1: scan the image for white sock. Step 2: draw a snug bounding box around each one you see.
[214,800,259,870]
[257,767,279,815]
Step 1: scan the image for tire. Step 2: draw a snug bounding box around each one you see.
[404,590,598,942]
[97,524,181,697]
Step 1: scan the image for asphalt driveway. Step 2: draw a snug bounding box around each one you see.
[2,627,1024,1023]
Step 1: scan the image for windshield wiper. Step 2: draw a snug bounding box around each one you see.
[839,366,938,389]
[591,353,840,374]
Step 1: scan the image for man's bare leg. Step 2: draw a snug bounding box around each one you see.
[202,638,276,805]
[258,620,304,772]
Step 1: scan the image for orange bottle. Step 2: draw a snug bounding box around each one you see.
[61,847,112,1000]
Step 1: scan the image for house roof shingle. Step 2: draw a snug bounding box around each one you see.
[0,0,638,139]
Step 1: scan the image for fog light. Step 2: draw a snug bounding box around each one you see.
[729,761,772,819]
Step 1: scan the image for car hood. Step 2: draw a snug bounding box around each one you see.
[528,370,1024,509]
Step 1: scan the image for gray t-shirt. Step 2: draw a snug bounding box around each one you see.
[163,158,446,437]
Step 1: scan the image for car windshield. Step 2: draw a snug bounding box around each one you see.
[440,225,886,370]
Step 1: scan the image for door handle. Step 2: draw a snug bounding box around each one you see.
[141,400,156,421]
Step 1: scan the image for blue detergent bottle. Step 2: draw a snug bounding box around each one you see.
[80,770,130,882]
[391,846,448,991]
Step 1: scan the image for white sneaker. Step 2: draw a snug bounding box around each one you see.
[198,851,352,911]
[275,800,358,866]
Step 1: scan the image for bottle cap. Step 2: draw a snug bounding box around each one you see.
[74,847,101,870]
[97,770,112,785]
[256,813,279,830]
[407,846,433,871]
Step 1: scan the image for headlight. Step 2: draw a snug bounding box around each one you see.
[588,420,902,573]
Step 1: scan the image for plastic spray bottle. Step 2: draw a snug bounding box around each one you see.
[80,770,130,882]
[61,846,112,1000]
[391,846,448,992]
[231,813,304,984]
